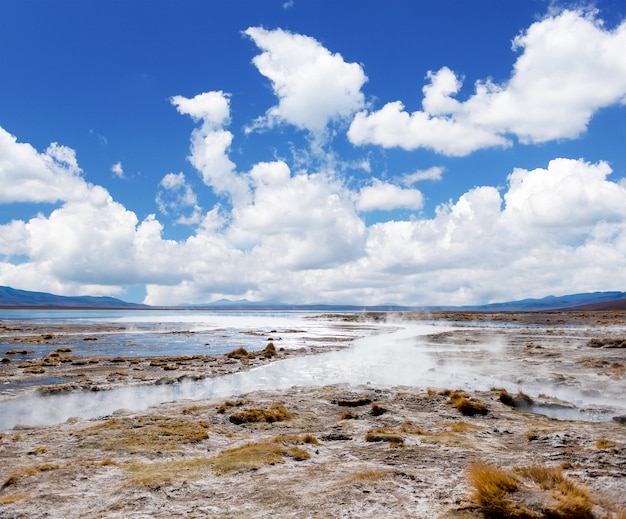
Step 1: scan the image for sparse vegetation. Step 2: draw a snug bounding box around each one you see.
[364,428,404,445]
[229,403,293,425]
[123,458,214,485]
[587,337,626,348]
[1,463,60,490]
[343,470,392,484]
[261,342,277,358]
[442,389,489,416]
[370,403,387,416]
[596,438,617,450]
[208,438,311,474]
[497,389,534,409]
[0,494,29,504]
[226,347,249,359]
[27,446,48,455]
[338,410,358,420]
[468,463,593,518]
[76,415,210,452]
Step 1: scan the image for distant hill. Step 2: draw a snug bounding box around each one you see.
[187,291,626,312]
[2,286,626,311]
[0,286,147,308]
[462,291,626,312]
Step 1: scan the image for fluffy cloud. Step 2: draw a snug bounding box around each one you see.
[349,9,626,155]
[357,180,424,212]
[172,91,251,207]
[400,167,444,185]
[244,27,367,134]
[0,127,89,203]
[156,172,201,225]
[2,117,626,306]
[2,15,626,307]
[229,160,366,268]
[111,161,124,178]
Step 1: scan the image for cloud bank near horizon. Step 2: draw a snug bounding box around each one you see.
[1,9,626,306]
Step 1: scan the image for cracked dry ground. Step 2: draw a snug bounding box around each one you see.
[0,383,625,518]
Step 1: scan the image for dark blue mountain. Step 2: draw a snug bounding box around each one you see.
[0,286,147,308]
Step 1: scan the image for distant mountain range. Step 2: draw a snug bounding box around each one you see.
[0,286,147,308]
[1,285,626,311]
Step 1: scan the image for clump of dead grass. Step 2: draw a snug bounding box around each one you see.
[1,463,60,490]
[261,342,277,358]
[123,458,214,485]
[587,338,626,348]
[0,493,29,504]
[226,347,249,359]
[76,415,210,452]
[216,398,249,414]
[343,470,392,485]
[596,438,617,450]
[208,437,312,474]
[364,428,404,446]
[497,389,534,409]
[370,403,387,416]
[338,410,359,420]
[27,446,48,455]
[229,403,293,425]
[468,462,594,518]
[440,389,489,416]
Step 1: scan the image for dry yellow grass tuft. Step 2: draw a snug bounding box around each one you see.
[1,464,60,490]
[0,494,29,504]
[76,415,210,452]
[468,462,594,518]
[229,403,293,425]
[343,469,392,485]
[226,347,249,359]
[208,438,311,474]
[596,438,617,450]
[445,390,489,416]
[123,458,214,485]
[216,398,249,414]
[27,446,48,455]
[364,428,404,445]
[468,463,518,515]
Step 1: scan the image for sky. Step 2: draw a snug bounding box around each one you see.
[1,0,626,306]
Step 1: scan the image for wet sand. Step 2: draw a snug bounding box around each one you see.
[1,311,625,518]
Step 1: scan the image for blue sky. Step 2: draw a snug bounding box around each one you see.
[1,0,626,306]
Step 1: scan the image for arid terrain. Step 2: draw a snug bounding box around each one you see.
[1,311,625,518]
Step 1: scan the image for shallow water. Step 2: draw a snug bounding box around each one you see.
[0,309,363,357]
[1,311,624,429]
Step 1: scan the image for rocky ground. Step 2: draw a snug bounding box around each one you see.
[0,311,625,518]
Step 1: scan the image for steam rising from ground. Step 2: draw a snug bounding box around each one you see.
[1,319,624,430]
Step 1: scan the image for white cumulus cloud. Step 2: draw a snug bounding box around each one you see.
[244,27,367,134]
[172,91,251,207]
[111,161,124,178]
[357,180,424,212]
[348,9,626,156]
